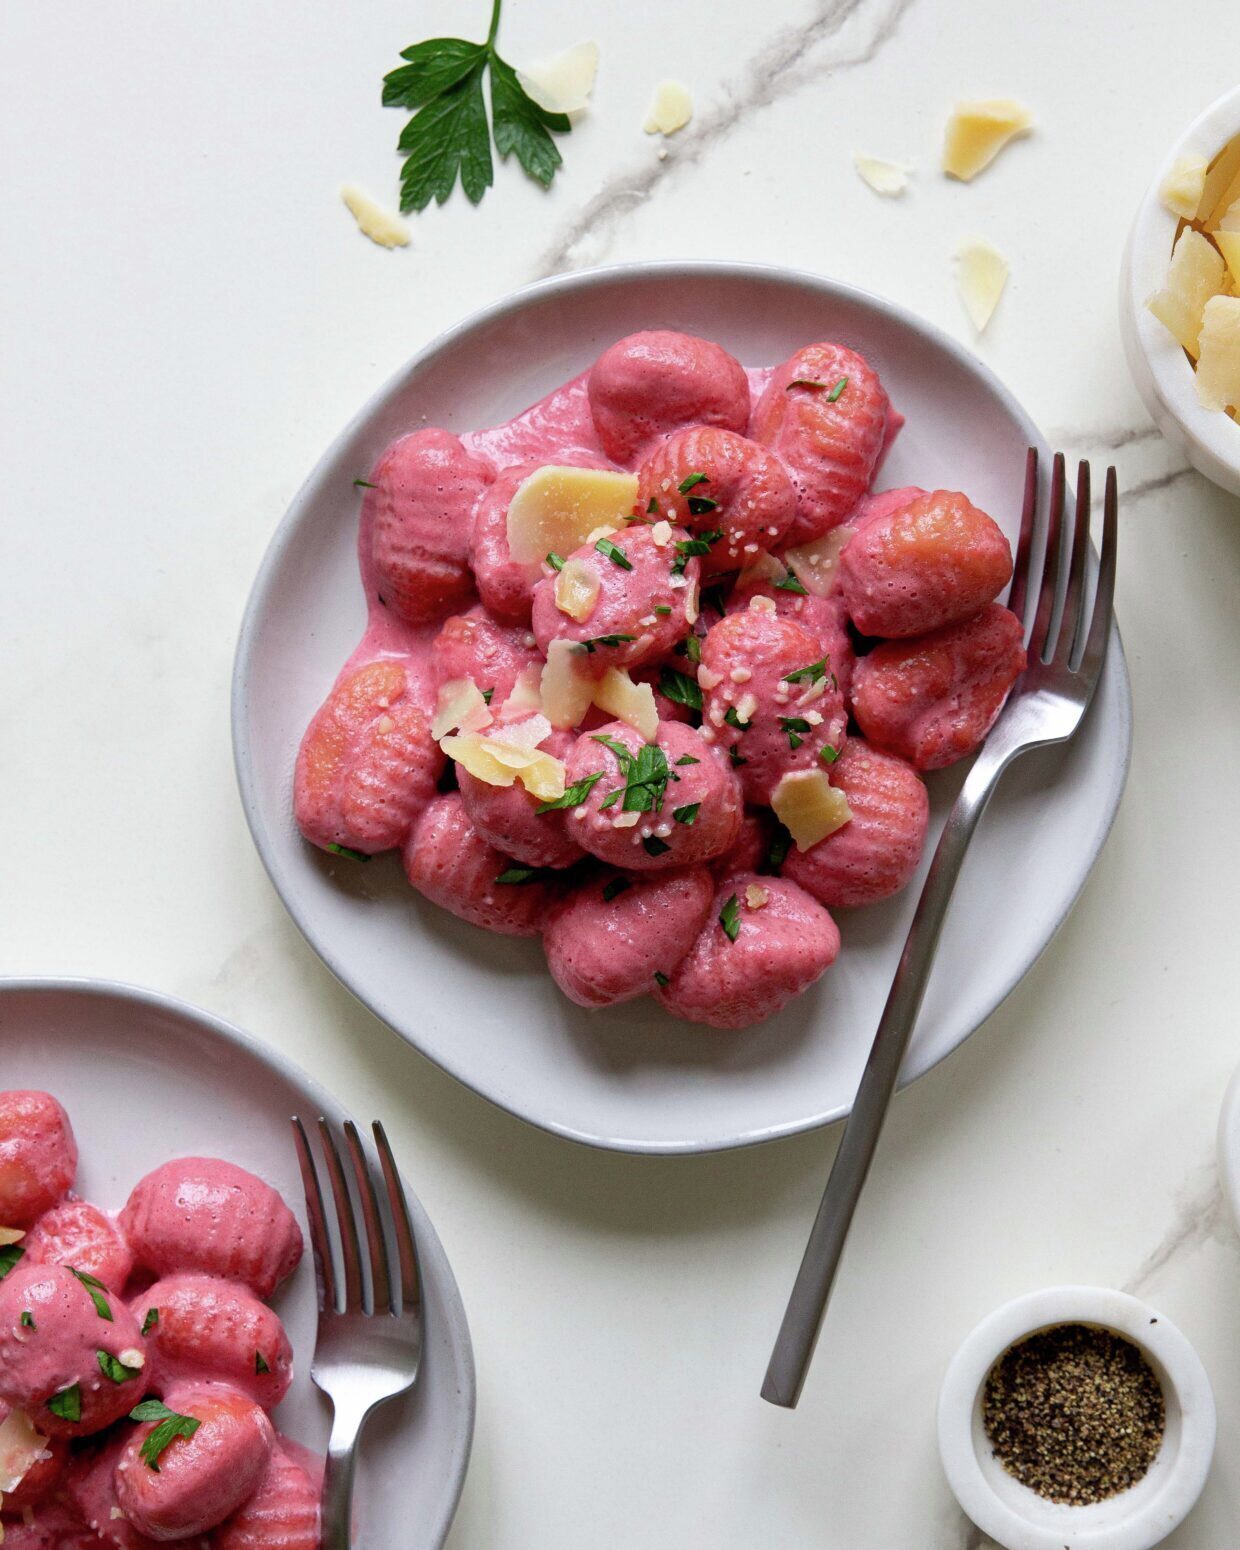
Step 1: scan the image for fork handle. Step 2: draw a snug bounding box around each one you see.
[761,750,1004,1409]
[322,1398,368,1548]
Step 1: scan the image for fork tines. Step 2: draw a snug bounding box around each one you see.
[292,1116,422,1322]
[1012,448,1118,686]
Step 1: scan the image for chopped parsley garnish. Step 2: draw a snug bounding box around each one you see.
[0,1244,24,1280]
[785,376,848,401]
[671,532,722,576]
[653,604,672,616]
[766,825,791,873]
[20,1310,34,1329]
[592,736,674,814]
[546,551,565,571]
[774,570,808,595]
[672,804,700,826]
[642,836,671,857]
[142,1308,159,1336]
[827,377,849,401]
[353,478,377,489]
[595,537,633,570]
[819,744,840,765]
[728,747,748,768]
[719,894,741,942]
[577,633,637,654]
[701,585,727,617]
[70,1267,113,1321]
[647,497,660,514]
[653,971,670,987]
[481,688,494,704]
[130,1401,202,1471]
[674,754,700,766]
[536,772,603,813]
[658,667,702,711]
[602,877,631,902]
[779,716,812,750]
[495,865,545,885]
[382,0,572,214]
[98,1349,142,1384]
[723,706,751,731]
[783,658,828,685]
[687,495,719,516]
[326,843,370,863]
[49,1385,82,1422]
[255,1351,271,1375]
[677,472,710,494]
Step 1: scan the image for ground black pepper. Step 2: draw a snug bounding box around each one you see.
[982,1323,1165,1505]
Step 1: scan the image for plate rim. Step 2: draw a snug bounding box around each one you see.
[231,258,1134,1156]
[0,973,476,1548]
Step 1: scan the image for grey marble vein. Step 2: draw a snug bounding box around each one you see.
[1124,463,1197,501]
[1047,423,1160,453]
[1122,1166,1226,1297]
[531,0,918,278]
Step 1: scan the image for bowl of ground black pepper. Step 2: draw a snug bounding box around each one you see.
[938,1287,1215,1550]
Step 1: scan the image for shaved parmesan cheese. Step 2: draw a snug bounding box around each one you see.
[1215,229,1240,288]
[517,42,599,116]
[431,678,493,741]
[0,1410,49,1495]
[955,236,1009,332]
[747,594,776,615]
[1160,153,1208,219]
[744,884,769,910]
[441,723,566,802]
[771,770,853,852]
[783,528,853,596]
[506,466,639,566]
[592,668,658,741]
[854,154,909,196]
[1147,227,1226,358]
[541,639,596,730]
[650,520,673,547]
[554,558,601,622]
[1194,295,1240,411]
[340,186,411,249]
[643,81,693,136]
[1198,133,1240,224]
[0,1228,24,1247]
[942,99,1032,181]
[735,551,784,590]
[498,664,543,720]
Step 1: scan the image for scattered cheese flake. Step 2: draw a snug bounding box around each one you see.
[748,594,776,614]
[771,770,853,851]
[540,639,596,730]
[490,714,553,752]
[554,558,601,622]
[441,725,565,802]
[784,528,853,596]
[941,99,1033,181]
[735,692,758,723]
[431,678,493,741]
[1194,295,1240,411]
[735,551,784,590]
[684,581,700,626]
[650,520,673,547]
[497,664,544,720]
[1198,133,1240,224]
[612,811,640,828]
[1160,152,1208,220]
[517,41,599,116]
[1215,228,1240,289]
[592,667,658,741]
[643,81,693,136]
[506,466,639,565]
[0,1228,24,1246]
[1147,227,1227,358]
[118,1348,146,1370]
[340,185,411,249]
[697,666,723,691]
[955,236,1009,332]
[854,154,910,196]
[744,884,769,910]
[0,1411,49,1494]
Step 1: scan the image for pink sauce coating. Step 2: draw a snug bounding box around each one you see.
[0,1093,320,1547]
[294,329,1026,1029]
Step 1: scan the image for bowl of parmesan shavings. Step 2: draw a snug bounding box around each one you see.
[1121,84,1240,498]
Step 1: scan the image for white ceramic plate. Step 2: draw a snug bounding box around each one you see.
[233,261,1132,1156]
[0,978,474,1550]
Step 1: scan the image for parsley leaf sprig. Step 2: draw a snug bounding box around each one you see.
[383,0,572,213]
[130,1401,202,1471]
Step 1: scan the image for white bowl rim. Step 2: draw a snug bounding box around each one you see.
[1121,84,1240,491]
[0,973,477,1547]
[1215,1058,1240,1230]
[938,1284,1215,1550]
[231,258,1133,1154]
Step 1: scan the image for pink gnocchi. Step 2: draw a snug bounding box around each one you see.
[0,1092,321,1547]
[0,1091,77,1229]
[294,326,1026,1027]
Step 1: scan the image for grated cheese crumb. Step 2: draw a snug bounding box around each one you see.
[643,80,693,136]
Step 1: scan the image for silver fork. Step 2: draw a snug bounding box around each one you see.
[762,450,1118,1409]
[292,1117,424,1546]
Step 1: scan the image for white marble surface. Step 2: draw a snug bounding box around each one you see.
[3,1,1240,1545]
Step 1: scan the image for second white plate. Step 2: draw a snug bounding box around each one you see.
[233,261,1132,1155]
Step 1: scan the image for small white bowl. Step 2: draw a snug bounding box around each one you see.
[939,1286,1215,1550]
[1119,85,1240,497]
